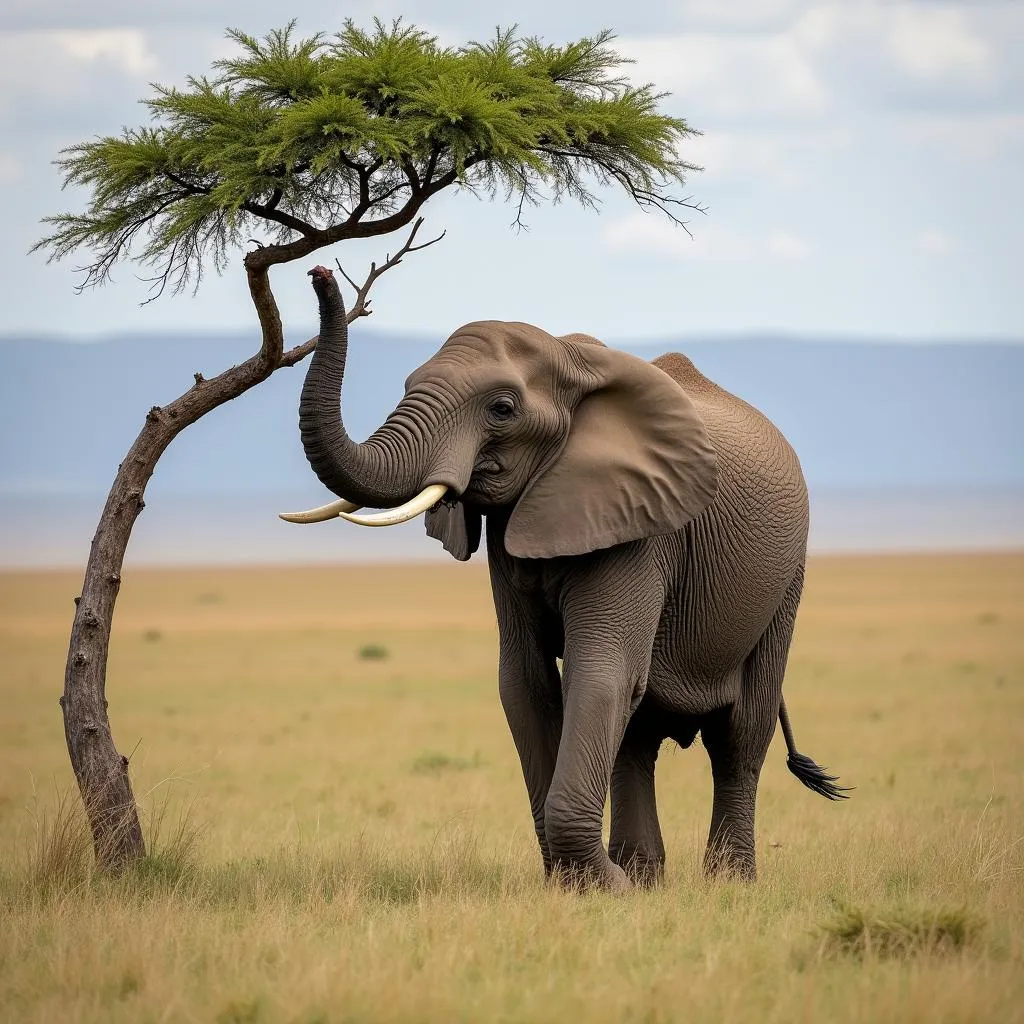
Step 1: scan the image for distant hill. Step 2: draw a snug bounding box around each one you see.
[2,329,1021,494]
[1,330,1022,566]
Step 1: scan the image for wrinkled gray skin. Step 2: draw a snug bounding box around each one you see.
[298,268,847,889]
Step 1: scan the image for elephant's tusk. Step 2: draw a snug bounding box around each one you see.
[338,484,448,527]
[278,498,363,524]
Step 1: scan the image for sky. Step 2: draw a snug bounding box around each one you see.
[2,0,1022,341]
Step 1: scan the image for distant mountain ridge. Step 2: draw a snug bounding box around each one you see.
[2,330,1021,499]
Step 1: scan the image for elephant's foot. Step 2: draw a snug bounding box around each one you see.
[549,855,632,893]
[702,842,756,882]
[610,845,665,888]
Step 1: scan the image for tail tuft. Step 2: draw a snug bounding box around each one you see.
[786,752,852,801]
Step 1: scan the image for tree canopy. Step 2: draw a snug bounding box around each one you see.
[37,19,701,297]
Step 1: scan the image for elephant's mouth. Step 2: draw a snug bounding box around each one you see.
[460,457,507,506]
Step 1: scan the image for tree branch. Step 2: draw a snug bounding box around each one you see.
[400,157,422,195]
[341,154,385,221]
[242,197,318,237]
[338,217,446,321]
[245,165,467,272]
[422,148,440,189]
[246,264,285,367]
[279,335,319,368]
[164,169,319,237]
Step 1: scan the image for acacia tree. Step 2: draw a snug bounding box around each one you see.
[36,19,702,870]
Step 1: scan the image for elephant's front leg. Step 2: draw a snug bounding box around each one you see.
[544,649,641,891]
[544,575,663,891]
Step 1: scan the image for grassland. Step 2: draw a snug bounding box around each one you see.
[0,553,1022,1023]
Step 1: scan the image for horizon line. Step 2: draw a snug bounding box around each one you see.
[3,329,1024,347]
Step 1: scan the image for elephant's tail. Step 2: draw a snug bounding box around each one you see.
[778,700,851,800]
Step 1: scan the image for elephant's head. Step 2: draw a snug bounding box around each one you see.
[283,266,718,561]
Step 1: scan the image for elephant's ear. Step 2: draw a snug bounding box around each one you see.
[505,346,718,559]
[425,501,482,561]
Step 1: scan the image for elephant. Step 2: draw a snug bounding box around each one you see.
[283,265,849,890]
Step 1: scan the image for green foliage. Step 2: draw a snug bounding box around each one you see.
[36,19,700,296]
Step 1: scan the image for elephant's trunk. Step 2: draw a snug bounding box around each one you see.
[300,267,431,509]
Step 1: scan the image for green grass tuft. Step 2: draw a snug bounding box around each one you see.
[410,750,483,775]
[819,902,982,959]
[216,998,265,1024]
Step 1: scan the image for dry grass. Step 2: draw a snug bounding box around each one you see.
[0,553,1022,1023]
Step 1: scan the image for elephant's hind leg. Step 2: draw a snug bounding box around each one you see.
[702,566,804,880]
[701,705,771,880]
[609,727,665,886]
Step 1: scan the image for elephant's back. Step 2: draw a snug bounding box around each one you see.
[652,351,807,530]
[652,351,723,398]
[649,351,808,685]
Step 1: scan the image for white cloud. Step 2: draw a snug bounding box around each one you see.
[603,213,812,263]
[795,3,1004,103]
[882,7,992,84]
[0,28,160,109]
[603,215,749,261]
[618,32,829,120]
[52,29,158,75]
[914,228,956,256]
[667,0,809,32]
[686,126,852,187]
[618,1,1015,129]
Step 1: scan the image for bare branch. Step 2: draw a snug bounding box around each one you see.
[335,262,365,295]
[509,165,534,233]
[277,217,445,370]
[280,334,319,368]
[336,217,446,321]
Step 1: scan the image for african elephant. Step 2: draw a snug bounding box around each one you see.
[283,265,848,890]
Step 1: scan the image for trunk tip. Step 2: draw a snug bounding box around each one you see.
[308,265,334,281]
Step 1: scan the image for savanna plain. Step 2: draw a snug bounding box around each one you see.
[1,553,1022,1023]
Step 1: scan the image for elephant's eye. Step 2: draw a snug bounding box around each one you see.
[488,397,516,422]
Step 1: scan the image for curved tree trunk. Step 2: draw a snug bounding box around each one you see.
[62,262,316,871]
[63,219,439,871]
